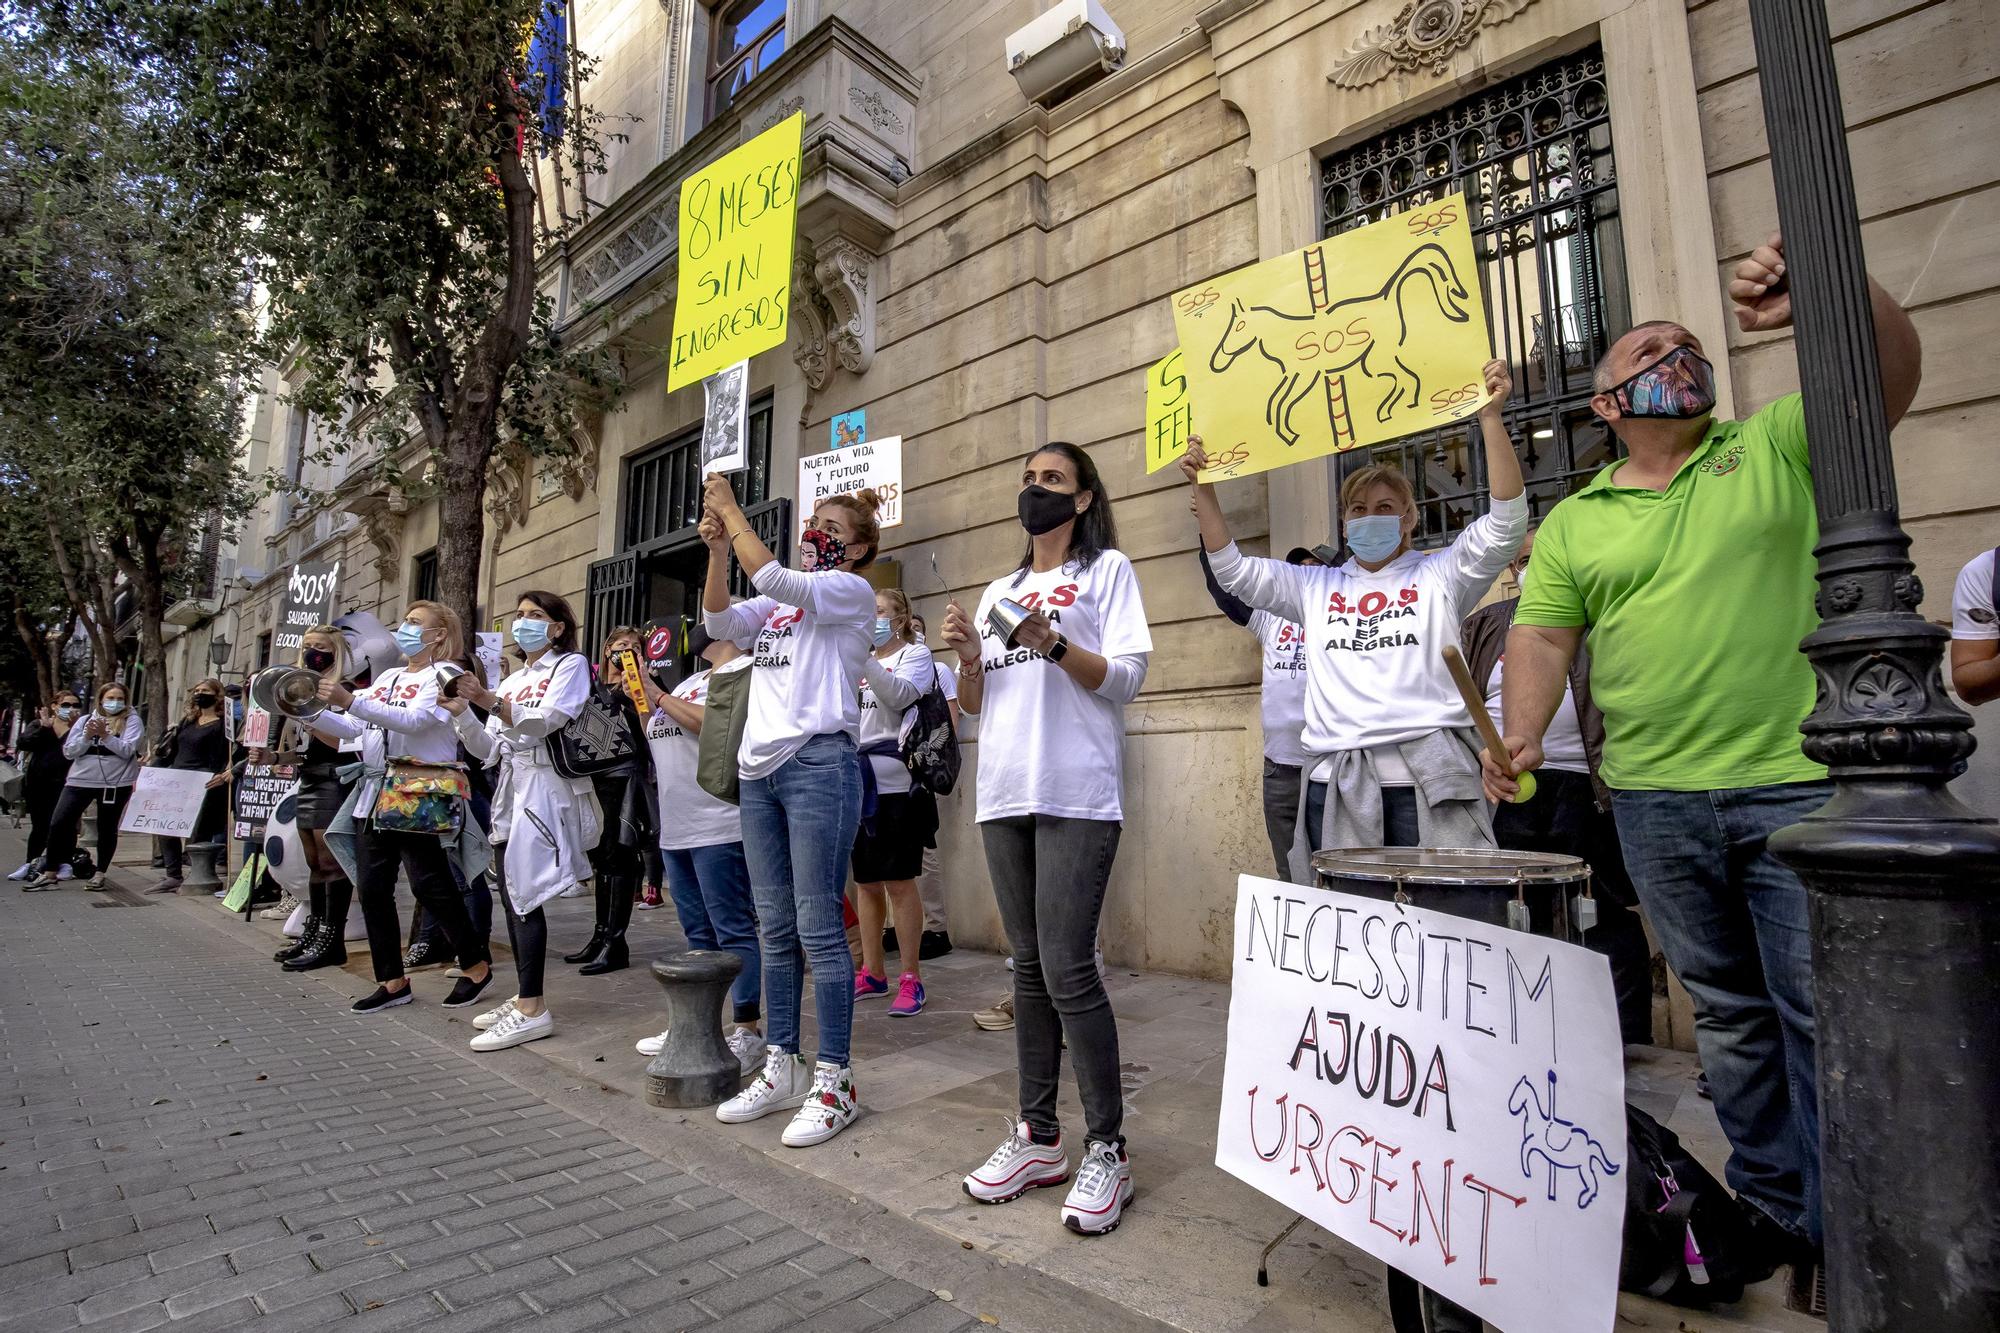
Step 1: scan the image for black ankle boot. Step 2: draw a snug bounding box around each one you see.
[275,916,320,962]
[563,875,614,964]
[579,934,627,975]
[288,878,351,971]
[579,875,635,976]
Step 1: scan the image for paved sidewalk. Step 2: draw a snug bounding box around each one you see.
[0,864,973,1329]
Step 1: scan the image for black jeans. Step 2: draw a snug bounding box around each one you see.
[1261,760,1303,881]
[494,856,547,1000]
[24,779,60,863]
[353,825,489,985]
[980,814,1124,1146]
[45,785,133,870]
[1303,782,1422,852]
[161,784,228,877]
[1493,767,1653,1045]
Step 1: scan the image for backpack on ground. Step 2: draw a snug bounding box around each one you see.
[1620,1104,1759,1306]
[901,681,960,795]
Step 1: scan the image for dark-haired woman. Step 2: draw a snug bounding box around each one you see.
[9,692,78,882]
[699,476,877,1149]
[34,683,145,891]
[942,441,1151,1235]
[563,625,656,977]
[275,625,361,971]
[147,678,235,895]
[446,592,599,1052]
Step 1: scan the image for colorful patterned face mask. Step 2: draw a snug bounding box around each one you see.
[798,526,848,572]
[1608,345,1717,420]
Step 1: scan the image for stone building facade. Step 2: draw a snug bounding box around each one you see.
[206,0,1999,995]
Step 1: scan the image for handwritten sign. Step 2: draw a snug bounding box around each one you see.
[119,768,213,838]
[232,762,299,842]
[1172,197,1492,482]
[669,111,803,391]
[275,559,341,660]
[1217,875,1625,1333]
[1143,349,1194,474]
[799,436,902,542]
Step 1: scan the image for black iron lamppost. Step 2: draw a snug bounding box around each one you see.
[1748,1,2000,1328]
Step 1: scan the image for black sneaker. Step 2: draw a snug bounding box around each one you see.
[352,985,414,1014]
[441,972,493,1009]
[919,930,954,961]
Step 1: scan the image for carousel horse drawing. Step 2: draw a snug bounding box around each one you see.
[1508,1070,1620,1210]
[1206,241,1475,446]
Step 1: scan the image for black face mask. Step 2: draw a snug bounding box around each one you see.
[1018,484,1081,537]
[193,694,217,709]
[302,648,335,672]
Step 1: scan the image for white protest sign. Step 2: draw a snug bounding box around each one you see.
[701,361,750,473]
[119,767,214,838]
[1217,875,1626,1333]
[475,632,504,690]
[798,436,902,541]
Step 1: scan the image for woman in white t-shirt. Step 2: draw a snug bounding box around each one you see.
[940,441,1152,1236]
[851,588,938,1015]
[632,624,765,1076]
[698,477,879,1149]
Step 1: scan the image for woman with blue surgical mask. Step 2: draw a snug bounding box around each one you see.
[850,587,937,1015]
[311,601,495,1015]
[1187,358,1529,868]
[31,683,144,891]
[440,592,599,1052]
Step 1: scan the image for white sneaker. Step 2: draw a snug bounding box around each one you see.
[559,881,587,898]
[469,1007,554,1052]
[55,863,74,881]
[781,1063,858,1148]
[716,1048,811,1124]
[726,1027,767,1076]
[6,862,32,882]
[635,1026,671,1058]
[963,1120,1070,1204]
[1061,1140,1134,1235]
[471,998,520,1031]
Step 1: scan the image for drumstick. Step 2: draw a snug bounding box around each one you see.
[1441,644,1536,803]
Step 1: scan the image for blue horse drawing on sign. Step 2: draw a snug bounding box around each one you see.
[1508,1070,1620,1209]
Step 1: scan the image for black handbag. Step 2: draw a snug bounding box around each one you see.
[551,678,646,780]
[901,680,961,795]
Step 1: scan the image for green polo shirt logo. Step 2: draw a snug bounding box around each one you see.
[1514,393,1826,792]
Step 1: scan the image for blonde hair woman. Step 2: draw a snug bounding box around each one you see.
[274,625,363,971]
[145,677,235,894]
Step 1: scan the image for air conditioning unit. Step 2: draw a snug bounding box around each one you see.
[1006,0,1126,108]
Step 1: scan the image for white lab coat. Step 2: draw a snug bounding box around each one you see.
[456,650,601,916]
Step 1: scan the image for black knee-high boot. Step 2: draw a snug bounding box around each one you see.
[287,875,350,971]
[276,878,325,962]
[563,874,612,964]
[579,873,634,976]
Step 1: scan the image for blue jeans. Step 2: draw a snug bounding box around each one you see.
[1612,781,1831,1244]
[739,733,862,1067]
[664,841,761,1024]
[1304,783,1422,851]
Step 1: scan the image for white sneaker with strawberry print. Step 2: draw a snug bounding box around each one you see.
[780,1061,858,1147]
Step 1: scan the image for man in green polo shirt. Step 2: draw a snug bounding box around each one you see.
[1482,231,1923,1285]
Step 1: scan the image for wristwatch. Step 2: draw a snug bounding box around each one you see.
[1045,633,1069,664]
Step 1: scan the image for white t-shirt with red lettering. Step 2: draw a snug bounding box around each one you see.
[1251,610,1308,768]
[647,669,742,851]
[967,549,1152,823]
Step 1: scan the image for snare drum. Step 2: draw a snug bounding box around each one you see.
[1310,846,1591,942]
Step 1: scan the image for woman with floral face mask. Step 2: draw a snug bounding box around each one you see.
[698,476,878,1148]
[312,601,496,1014]
[939,441,1152,1236]
[33,683,145,891]
[144,678,234,895]
[272,627,362,971]
[9,692,81,883]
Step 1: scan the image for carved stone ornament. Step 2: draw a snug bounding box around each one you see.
[789,236,878,389]
[355,499,405,588]
[761,95,805,132]
[847,86,904,134]
[1329,0,1540,89]
[486,447,531,535]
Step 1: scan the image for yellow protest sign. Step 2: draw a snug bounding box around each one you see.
[1142,349,1193,474]
[668,111,803,391]
[1170,196,1491,482]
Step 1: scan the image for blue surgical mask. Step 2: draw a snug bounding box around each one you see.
[101,700,127,715]
[55,705,77,719]
[394,622,431,658]
[871,618,894,648]
[512,619,551,652]
[1345,514,1406,564]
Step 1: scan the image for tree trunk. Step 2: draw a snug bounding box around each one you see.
[11,597,55,705]
[434,411,494,645]
[43,513,118,680]
[108,519,173,738]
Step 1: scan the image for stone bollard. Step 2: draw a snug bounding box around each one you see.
[183,841,224,893]
[644,951,745,1108]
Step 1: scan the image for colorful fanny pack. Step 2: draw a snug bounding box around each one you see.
[371,761,469,837]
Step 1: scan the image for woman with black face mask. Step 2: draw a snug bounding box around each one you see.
[272,626,361,970]
[940,441,1152,1237]
[146,677,235,895]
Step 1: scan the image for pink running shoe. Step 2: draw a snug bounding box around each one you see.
[854,970,889,1001]
[888,972,926,1017]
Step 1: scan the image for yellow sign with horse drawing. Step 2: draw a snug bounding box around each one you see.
[1169,196,1492,482]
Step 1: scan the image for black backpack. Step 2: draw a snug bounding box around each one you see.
[901,680,961,796]
[1620,1105,1759,1306]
